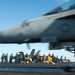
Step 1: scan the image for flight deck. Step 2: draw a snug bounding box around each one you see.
[0,62,75,75]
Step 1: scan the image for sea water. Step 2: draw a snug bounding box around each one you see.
[0,67,65,73]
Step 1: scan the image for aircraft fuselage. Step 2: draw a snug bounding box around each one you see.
[0,9,75,44]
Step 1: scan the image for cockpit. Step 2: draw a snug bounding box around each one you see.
[44,0,75,16]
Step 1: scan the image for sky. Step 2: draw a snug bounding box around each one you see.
[0,0,75,62]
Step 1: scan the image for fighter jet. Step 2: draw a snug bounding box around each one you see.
[0,0,75,50]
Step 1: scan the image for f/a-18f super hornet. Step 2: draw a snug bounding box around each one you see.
[0,0,75,50]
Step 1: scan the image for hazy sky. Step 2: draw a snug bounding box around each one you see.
[0,0,75,62]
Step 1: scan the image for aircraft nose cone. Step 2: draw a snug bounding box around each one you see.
[0,31,5,41]
[0,31,4,37]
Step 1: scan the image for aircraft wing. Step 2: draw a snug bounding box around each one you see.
[58,12,75,19]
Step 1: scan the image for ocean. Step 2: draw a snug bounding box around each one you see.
[0,67,66,73]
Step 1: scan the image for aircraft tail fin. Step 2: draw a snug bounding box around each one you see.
[29,49,35,58]
[35,50,41,55]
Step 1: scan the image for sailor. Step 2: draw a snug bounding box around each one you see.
[19,53,23,63]
[60,55,63,63]
[5,53,8,63]
[42,54,46,62]
[24,53,29,64]
[9,54,13,63]
[1,53,5,63]
[15,53,18,64]
[56,55,59,63]
[47,55,55,65]
[28,57,32,63]
[36,55,40,63]
[39,56,43,63]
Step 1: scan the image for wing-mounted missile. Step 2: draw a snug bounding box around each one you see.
[49,42,61,50]
[41,37,60,50]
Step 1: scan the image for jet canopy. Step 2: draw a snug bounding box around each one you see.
[44,0,75,16]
